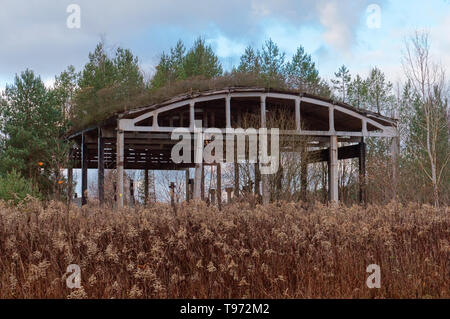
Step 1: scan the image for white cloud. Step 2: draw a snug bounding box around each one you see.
[319,1,353,52]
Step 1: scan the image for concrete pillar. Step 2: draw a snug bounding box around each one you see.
[301,156,307,201]
[217,163,222,210]
[329,135,338,203]
[189,179,194,200]
[295,97,301,131]
[189,102,195,129]
[234,162,239,198]
[185,168,190,201]
[254,162,261,195]
[98,128,104,206]
[116,129,124,208]
[262,175,270,205]
[129,179,135,207]
[81,133,88,206]
[201,164,205,200]
[144,168,149,205]
[359,139,367,203]
[169,182,175,208]
[194,164,202,199]
[260,94,269,205]
[68,148,73,203]
[209,189,216,205]
[260,95,266,128]
[225,95,231,128]
[391,136,400,200]
[226,187,233,204]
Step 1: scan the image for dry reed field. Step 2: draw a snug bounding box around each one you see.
[0,199,448,299]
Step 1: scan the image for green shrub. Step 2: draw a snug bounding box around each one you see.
[0,170,41,205]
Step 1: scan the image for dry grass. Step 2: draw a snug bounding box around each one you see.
[0,199,448,299]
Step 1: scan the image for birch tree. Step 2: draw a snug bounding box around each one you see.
[402,31,449,207]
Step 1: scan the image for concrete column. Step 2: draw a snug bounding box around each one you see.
[295,97,301,131]
[260,95,266,128]
[329,135,338,203]
[185,168,190,201]
[301,157,307,201]
[169,182,175,208]
[391,135,400,200]
[234,162,239,198]
[217,163,222,210]
[129,179,135,207]
[68,148,73,203]
[262,175,270,205]
[144,168,149,204]
[194,164,202,199]
[226,187,233,204]
[189,179,194,200]
[254,162,261,195]
[81,133,88,206]
[116,128,124,208]
[225,95,231,128]
[98,128,104,206]
[359,139,367,203]
[260,94,270,205]
[329,105,335,132]
[189,102,195,129]
[209,189,216,205]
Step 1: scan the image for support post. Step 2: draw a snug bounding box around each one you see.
[254,162,261,196]
[261,174,270,205]
[68,148,73,203]
[116,128,124,208]
[189,179,194,200]
[225,187,233,204]
[295,97,301,131]
[358,139,366,204]
[209,189,216,205]
[329,135,338,203]
[391,135,400,200]
[225,95,231,128]
[81,133,88,206]
[301,157,307,201]
[217,163,222,210]
[194,164,202,199]
[169,182,176,210]
[234,163,239,198]
[201,164,205,200]
[185,168,190,201]
[144,168,149,205]
[130,179,135,207]
[98,128,104,206]
[189,102,195,129]
[260,94,269,205]
[260,94,266,128]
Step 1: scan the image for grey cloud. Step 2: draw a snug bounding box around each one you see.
[0,0,385,82]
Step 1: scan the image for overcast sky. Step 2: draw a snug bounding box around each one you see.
[1,0,450,91]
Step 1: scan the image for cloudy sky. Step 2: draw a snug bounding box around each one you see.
[1,0,450,90]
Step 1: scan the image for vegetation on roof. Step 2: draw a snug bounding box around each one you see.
[65,38,330,132]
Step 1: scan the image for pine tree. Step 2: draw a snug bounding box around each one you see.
[183,37,223,79]
[285,46,320,92]
[0,69,67,197]
[332,65,351,103]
